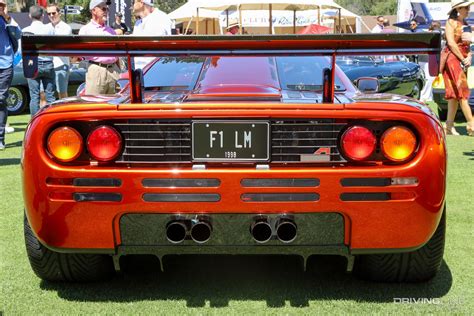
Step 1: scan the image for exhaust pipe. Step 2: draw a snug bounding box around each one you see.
[276,217,297,243]
[190,220,212,243]
[166,221,188,244]
[250,217,273,243]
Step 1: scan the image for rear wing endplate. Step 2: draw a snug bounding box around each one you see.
[22,33,441,103]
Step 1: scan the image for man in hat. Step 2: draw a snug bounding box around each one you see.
[79,0,120,94]
[0,0,21,150]
[132,0,172,36]
[225,19,240,35]
[132,0,173,69]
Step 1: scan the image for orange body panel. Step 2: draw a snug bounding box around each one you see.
[22,102,446,253]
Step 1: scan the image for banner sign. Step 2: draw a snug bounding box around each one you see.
[220,10,348,28]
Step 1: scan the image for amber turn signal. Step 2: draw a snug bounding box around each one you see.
[381,126,417,162]
[47,127,83,162]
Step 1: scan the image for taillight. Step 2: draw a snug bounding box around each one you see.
[381,126,417,162]
[47,127,83,162]
[341,125,376,161]
[87,126,122,161]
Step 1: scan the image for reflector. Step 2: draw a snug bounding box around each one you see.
[47,127,83,162]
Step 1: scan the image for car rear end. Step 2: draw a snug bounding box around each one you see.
[21,33,446,283]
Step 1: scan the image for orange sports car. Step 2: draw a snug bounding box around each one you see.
[21,33,446,283]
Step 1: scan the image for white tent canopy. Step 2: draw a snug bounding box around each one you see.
[169,0,362,34]
[168,1,219,22]
[195,0,343,11]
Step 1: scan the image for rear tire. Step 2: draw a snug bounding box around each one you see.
[355,209,445,282]
[24,215,115,282]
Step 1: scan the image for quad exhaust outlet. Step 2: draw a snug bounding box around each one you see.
[166,217,212,244]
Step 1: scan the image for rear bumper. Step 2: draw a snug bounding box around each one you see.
[23,161,446,255]
[22,109,447,255]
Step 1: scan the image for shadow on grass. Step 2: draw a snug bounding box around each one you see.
[463,151,474,160]
[0,158,21,166]
[40,255,452,307]
[9,122,29,127]
[4,141,23,149]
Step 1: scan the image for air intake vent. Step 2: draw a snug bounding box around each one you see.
[114,120,191,163]
[270,119,346,163]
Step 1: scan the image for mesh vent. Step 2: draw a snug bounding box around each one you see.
[115,120,191,163]
[270,119,346,163]
[115,119,347,164]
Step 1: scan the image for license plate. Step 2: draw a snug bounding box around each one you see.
[192,121,269,162]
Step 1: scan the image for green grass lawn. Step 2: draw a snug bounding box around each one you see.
[1,111,473,314]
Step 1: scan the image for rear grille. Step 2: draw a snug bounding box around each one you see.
[114,119,346,164]
[114,120,191,163]
[271,119,346,163]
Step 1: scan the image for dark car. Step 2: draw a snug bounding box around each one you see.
[337,56,425,99]
[6,61,86,115]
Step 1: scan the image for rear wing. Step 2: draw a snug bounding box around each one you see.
[22,33,441,103]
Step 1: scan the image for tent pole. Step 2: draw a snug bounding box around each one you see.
[239,4,242,34]
[185,16,193,35]
[318,6,320,24]
[206,18,208,34]
[226,9,229,28]
[344,16,354,33]
[196,7,200,34]
[269,4,273,34]
[338,8,342,33]
[293,10,296,34]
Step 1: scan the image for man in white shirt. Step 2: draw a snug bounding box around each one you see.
[132,0,173,69]
[371,16,384,33]
[23,5,55,116]
[79,0,120,95]
[46,3,72,99]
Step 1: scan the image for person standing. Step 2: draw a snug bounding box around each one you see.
[0,0,21,150]
[113,13,130,35]
[441,0,474,136]
[371,16,384,33]
[225,19,240,35]
[46,4,72,99]
[409,20,422,33]
[23,5,56,116]
[132,0,173,69]
[79,0,120,95]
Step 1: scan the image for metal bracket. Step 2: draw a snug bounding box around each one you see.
[112,254,121,272]
[345,255,355,272]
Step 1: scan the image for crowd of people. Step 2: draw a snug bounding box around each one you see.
[1,0,473,150]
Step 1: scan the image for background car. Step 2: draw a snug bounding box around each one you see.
[7,61,86,115]
[337,55,425,99]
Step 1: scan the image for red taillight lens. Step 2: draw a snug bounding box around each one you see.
[381,126,417,162]
[341,125,376,161]
[87,126,122,161]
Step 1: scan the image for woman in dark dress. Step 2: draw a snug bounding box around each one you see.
[442,0,474,136]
